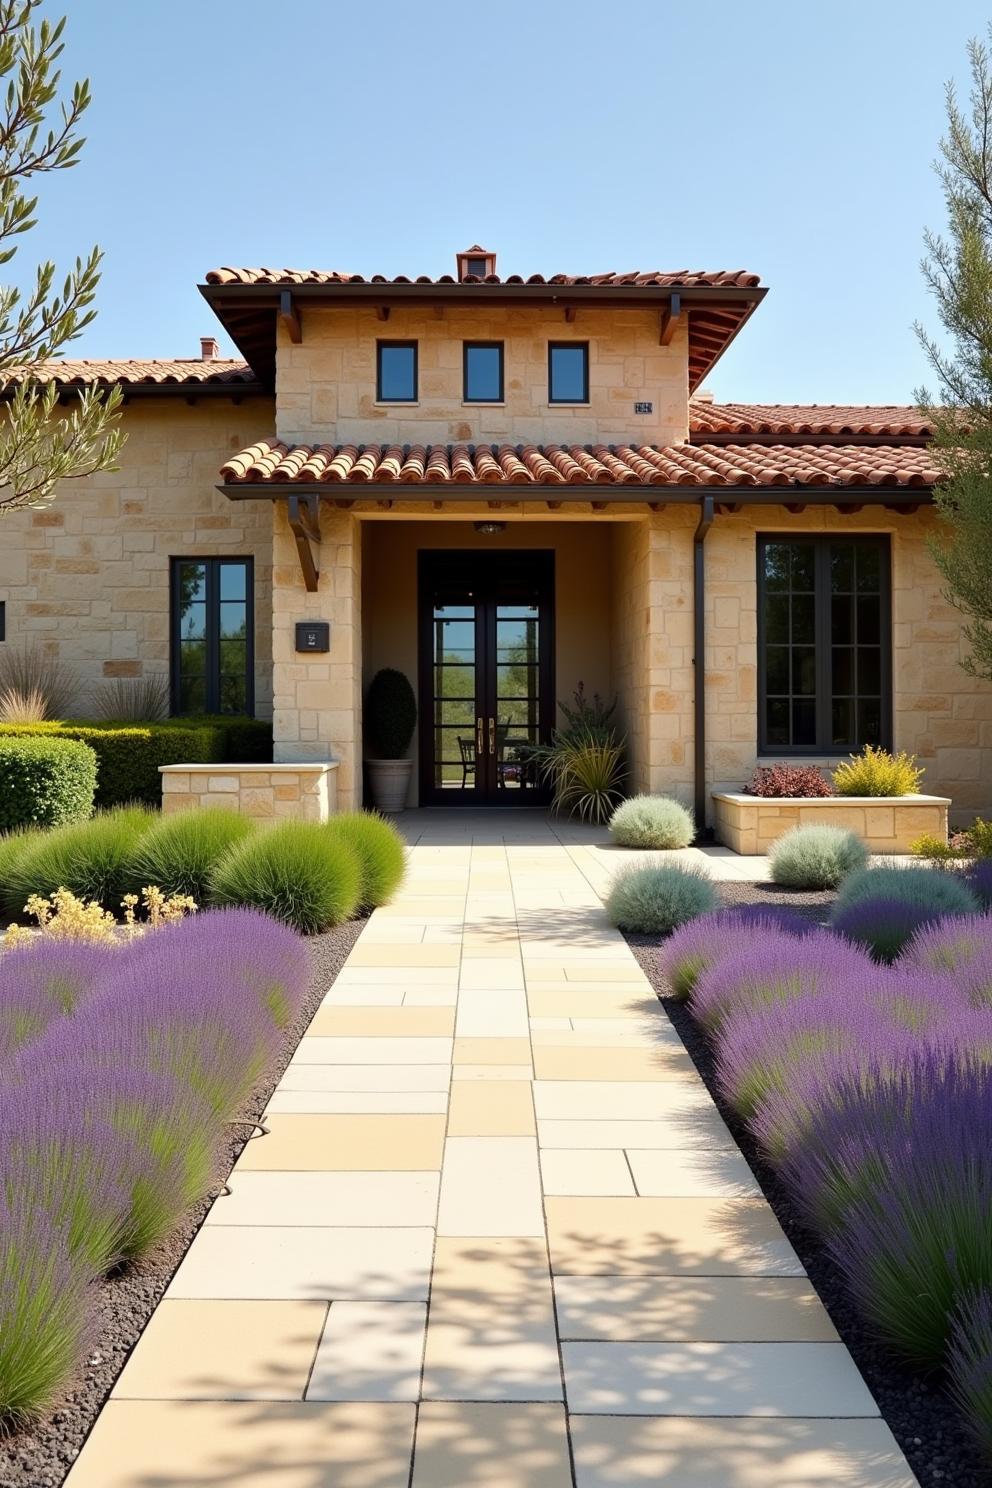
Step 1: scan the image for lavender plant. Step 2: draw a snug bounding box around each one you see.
[901,913,992,973]
[949,1289,992,1459]
[659,905,808,999]
[832,863,979,917]
[690,929,873,1033]
[832,895,961,962]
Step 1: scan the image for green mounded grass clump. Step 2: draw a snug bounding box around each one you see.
[606,862,718,934]
[769,824,868,890]
[4,805,158,916]
[123,807,256,903]
[208,819,362,932]
[609,794,695,850]
[832,863,980,918]
[324,811,406,909]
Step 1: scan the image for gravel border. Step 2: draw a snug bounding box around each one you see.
[625,881,986,1488]
[0,920,366,1488]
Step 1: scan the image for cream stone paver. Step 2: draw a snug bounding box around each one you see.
[423,1238,561,1401]
[68,814,916,1488]
[568,1417,917,1488]
[447,1080,535,1135]
[111,1300,327,1400]
[307,1302,427,1402]
[412,1403,573,1487]
[234,1113,446,1171]
[207,1172,440,1227]
[554,1276,839,1342]
[64,1401,416,1488]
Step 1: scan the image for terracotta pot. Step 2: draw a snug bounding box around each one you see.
[366,758,413,814]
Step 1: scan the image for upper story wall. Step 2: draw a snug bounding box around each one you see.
[275,304,690,448]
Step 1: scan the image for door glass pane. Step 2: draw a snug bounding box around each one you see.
[432,600,478,792]
[494,602,541,793]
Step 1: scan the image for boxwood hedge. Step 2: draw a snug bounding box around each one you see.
[0,736,97,829]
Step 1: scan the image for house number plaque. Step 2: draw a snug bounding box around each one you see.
[634,401,653,414]
[295,621,330,653]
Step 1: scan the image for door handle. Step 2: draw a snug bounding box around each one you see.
[488,717,496,755]
[476,717,484,755]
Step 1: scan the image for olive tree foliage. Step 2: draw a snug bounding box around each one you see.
[0,0,123,513]
[916,31,992,679]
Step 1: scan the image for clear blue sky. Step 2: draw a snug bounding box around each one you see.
[30,0,983,403]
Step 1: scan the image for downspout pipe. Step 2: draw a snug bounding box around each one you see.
[693,494,716,834]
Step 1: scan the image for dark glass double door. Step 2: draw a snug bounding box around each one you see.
[419,551,554,805]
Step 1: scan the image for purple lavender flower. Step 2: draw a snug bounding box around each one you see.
[966,859,992,911]
[0,1196,95,1423]
[831,895,959,963]
[689,928,873,1033]
[900,913,992,974]
[660,905,809,999]
[0,939,116,1060]
[828,1055,992,1367]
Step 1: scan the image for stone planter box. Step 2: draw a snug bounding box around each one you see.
[712,791,951,856]
[160,761,339,822]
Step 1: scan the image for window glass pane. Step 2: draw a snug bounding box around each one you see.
[830,545,855,592]
[832,647,853,694]
[465,345,502,401]
[220,602,247,640]
[219,563,247,602]
[178,561,206,605]
[790,545,816,591]
[766,595,790,644]
[856,595,881,644]
[831,595,854,645]
[766,697,789,746]
[793,647,816,696]
[378,344,416,401]
[832,697,853,745]
[180,638,206,675]
[792,699,816,746]
[857,545,881,592]
[219,674,247,714]
[858,647,881,695]
[763,544,792,591]
[549,344,587,401]
[765,647,789,695]
[858,697,882,744]
[791,595,815,644]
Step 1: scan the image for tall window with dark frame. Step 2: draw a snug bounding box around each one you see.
[376,341,418,402]
[757,535,890,753]
[171,557,254,716]
[463,342,504,403]
[548,342,589,403]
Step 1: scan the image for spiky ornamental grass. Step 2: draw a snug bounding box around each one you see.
[828,1058,992,1368]
[605,862,718,934]
[831,895,962,963]
[768,824,868,890]
[689,929,874,1034]
[659,905,809,1000]
[323,811,406,909]
[4,805,158,915]
[608,794,695,850]
[123,807,256,904]
[832,863,980,918]
[0,1199,95,1424]
[208,819,361,932]
[949,1289,992,1459]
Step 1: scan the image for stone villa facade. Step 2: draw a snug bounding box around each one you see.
[2,247,987,825]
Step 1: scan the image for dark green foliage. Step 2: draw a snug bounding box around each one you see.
[0,721,226,807]
[123,808,256,903]
[0,736,96,829]
[365,669,417,758]
[209,820,362,932]
[167,715,273,763]
[5,806,157,914]
[324,812,406,908]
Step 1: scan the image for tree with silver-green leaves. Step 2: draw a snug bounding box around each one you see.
[0,0,123,513]
[916,30,992,680]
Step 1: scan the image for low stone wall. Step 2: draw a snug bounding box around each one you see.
[160,762,339,822]
[712,791,951,856]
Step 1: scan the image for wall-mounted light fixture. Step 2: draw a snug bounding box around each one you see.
[473,521,505,536]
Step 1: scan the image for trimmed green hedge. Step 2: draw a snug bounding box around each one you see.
[168,715,274,763]
[0,736,97,829]
[0,722,224,808]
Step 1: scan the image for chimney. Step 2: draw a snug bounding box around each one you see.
[694,389,715,403]
[200,336,221,361]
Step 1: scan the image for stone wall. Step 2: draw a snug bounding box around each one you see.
[0,398,276,714]
[161,762,338,821]
[271,502,362,810]
[713,791,950,855]
[275,305,689,449]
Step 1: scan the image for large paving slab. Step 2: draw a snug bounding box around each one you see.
[66,814,917,1488]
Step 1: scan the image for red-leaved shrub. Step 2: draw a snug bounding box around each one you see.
[745,763,833,798]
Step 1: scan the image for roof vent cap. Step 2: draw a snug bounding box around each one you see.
[456,245,496,281]
[694,388,715,404]
[200,336,221,361]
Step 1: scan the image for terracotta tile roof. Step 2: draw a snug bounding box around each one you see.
[3,358,259,388]
[220,439,938,490]
[690,402,932,438]
[206,267,761,289]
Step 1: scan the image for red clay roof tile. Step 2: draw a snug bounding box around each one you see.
[205,266,762,289]
[690,402,932,438]
[2,358,259,388]
[220,440,938,490]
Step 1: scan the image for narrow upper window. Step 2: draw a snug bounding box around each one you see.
[463,342,504,402]
[171,557,254,716]
[548,342,589,403]
[377,341,418,402]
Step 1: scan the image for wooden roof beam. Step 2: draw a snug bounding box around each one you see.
[286,494,320,592]
[279,290,302,344]
[659,291,682,346]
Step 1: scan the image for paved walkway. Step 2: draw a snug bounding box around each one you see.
[66,813,917,1488]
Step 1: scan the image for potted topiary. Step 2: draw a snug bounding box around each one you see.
[364,668,417,814]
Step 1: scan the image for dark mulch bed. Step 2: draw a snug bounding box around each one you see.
[0,920,365,1488]
[626,880,987,1488]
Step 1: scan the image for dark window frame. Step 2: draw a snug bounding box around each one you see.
[170,555,255,717]
[756,533,892,756]
[548,341,589,404]
[376,339,418,403]
[462,341,505,403]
